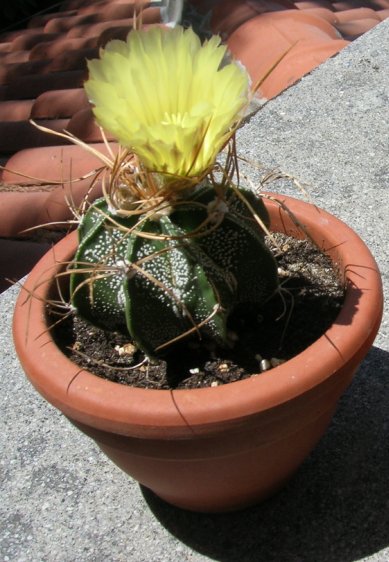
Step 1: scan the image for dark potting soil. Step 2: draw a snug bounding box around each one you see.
[52,233,345,390]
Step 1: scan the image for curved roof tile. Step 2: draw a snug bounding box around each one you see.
[0,0,387,290]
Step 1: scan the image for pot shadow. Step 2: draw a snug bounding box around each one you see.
[142,345,389,562]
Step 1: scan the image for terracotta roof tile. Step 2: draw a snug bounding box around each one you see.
[0,50,30,64]
[27,10,78,28]
[77,1,121,16]
[46,47,99,72]
[29,36,98,61]
[67,108,115,142]
[43,14,102,34]
[0,192,55,237]
[211,0,297,38]
[0,239,51,293]
[65,18,133,38]
[0,100,35,122]
[294,7,339,23]
[0,30,29,43]
[99,21,168,45]
[0,119,70,153]
[290,0,335,9]
[0,184,102,237]
[249,0,297,10]
[219,5,354,97]
[66,0,105,8]
[100,2,150,19]
[332,0,389,8]
[0,0,162,165]
[10,31,61,51]
[228,11,343,62]
[334,7,381,21]
[377,8,389,19]
[0,0,388,289]
[2,69,87,100]
[0,43,12,54]
[1,143,118,185]
[97,25,133,45]
[0,60,50,85]
[335,17,381,37]
[30,88,89,119]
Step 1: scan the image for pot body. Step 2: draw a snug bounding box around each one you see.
[13,194,383,512]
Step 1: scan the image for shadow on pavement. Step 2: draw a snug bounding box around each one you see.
[142,345,389,562]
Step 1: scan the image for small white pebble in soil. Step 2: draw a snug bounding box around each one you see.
[260,359,271,372]
[123,342,136,355]
[277,267,291,278]
[211,381,219,387]
[115,343,136,356]
[270,357,285,367]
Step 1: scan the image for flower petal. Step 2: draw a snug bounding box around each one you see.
[84,26,250,184]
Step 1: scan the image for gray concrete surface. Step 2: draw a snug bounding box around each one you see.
[1,20,388,562]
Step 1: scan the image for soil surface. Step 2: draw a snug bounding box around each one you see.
[52,234,345,390]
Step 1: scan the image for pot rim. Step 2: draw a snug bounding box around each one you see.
[13,193,383,437]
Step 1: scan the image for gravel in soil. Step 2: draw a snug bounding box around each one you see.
[52,233,345,390]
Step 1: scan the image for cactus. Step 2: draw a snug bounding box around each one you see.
[69,183,279,357]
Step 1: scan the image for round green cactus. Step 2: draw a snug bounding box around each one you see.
[69,184,279,357]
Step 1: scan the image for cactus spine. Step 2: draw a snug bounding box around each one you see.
[70,183,279,357]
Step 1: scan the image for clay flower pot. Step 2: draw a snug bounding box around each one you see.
[13,194,383,513]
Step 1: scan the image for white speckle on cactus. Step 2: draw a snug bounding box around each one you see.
[136,242,192,305]
[71,187,278,354]
[199,222,247,272]
[108,203,119,215]
[116,259,127,269]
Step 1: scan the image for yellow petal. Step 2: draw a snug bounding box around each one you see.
[84,26,250,186]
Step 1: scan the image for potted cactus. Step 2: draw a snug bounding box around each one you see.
[13,25,383,512]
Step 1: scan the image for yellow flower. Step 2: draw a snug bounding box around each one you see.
[84,26,250,183]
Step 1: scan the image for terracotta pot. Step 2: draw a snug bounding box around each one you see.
[13,194,383,512]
